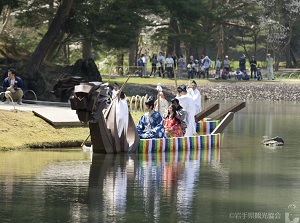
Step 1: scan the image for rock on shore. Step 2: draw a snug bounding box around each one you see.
[198,82,300,101]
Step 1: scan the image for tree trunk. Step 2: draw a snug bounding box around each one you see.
[23,0,74,79]
[116,53,124,76]
[44,30,66,62]
[82,38,92,60]
[166,18,178,55]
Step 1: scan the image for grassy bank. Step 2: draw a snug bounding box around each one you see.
[0,109,144,151]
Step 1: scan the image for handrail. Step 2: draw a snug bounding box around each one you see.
[23,90,38,101]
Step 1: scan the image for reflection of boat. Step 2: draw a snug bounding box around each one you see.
[71,82,242,154]
[138,133,221,153]
[139,145,220,164]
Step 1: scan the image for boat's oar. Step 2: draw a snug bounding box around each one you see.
[173,65,178,90]
[105,74,132,119]
[81,133,90,147]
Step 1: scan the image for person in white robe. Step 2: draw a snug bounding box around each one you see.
[116,92,129,137]
[155,92,169,117]
[112,82,120,99]
[176,85,196,136]
[187,80,201,114]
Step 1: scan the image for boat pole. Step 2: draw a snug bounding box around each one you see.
[173,64,178,90]
[81,134,90,147]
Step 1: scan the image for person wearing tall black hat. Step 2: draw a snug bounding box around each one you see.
[176,84,196,136]
[112,82,120,99]
[188,80,202,114]
[136,96,165,139]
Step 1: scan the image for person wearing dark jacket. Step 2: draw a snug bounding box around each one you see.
[250,55,257,79]
[2,68,25,104]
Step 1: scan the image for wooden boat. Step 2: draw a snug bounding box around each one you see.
[71,82,243,154]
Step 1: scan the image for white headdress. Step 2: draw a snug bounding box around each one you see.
[156,83,163,92]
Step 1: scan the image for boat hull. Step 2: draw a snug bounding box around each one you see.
[138,133,221,153]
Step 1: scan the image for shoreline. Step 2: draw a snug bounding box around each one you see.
[0,80,299,151]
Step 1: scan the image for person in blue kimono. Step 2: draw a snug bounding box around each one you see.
[136,96,165,139]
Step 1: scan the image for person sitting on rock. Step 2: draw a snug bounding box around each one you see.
[256,67,263,81]
[221,68,230,80]
[234,68,243,80]
[2,68,25,105]
[163,104,183,138]
[136,96,165,139]
[242,69,250,80]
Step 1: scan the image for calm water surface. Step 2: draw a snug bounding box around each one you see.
[0,101,299,223]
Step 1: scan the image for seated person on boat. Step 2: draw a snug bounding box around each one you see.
[136,96,165,139]
[171,98,187,135]
[163,104,183,138]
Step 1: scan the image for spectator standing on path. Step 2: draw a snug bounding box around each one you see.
[223,55,230,72]
[3,68,25,104]
[149,54,158,76]
[137,56,144,78]
[141,54,147,77]
[250,55,257,79]
[239,54,246,72]
[202,56,212,79]
[187,61,195,80]
[266,53,274,80]
[157,52,165,77]
[165,54,174,78]
[215,57,221,79]
[177,55,185,79]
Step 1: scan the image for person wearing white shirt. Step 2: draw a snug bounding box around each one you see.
[165,54,174,78]
[176,85,196,136]
[187,80,201,114]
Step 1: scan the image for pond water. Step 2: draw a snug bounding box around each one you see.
[0,100,299,223]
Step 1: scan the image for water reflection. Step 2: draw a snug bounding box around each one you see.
[88,147,220,222]
[1,101,300,222]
